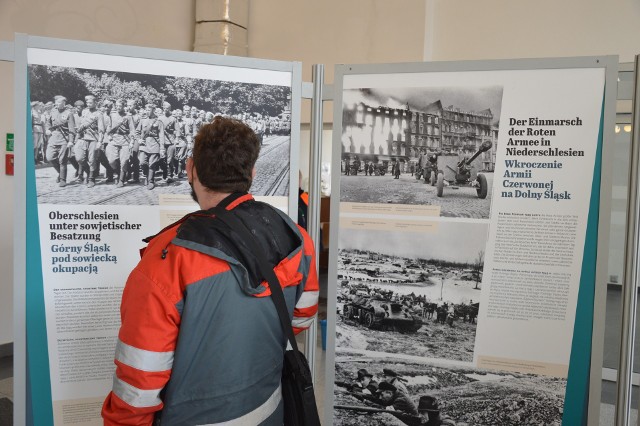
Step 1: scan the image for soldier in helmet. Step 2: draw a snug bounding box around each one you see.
[158,101,181,183]
[98,100,115,183]
[185,106,198,158]
[383,368,410,395]
[378,381,419,416]
[105,99,136,188]
[31,101,45,164]
[417,396,457,426]
[74,95,106,188]
[353,368,378,396]
[174,108,189,178]
[44,95,76,187]
[41,101,55,157]
[137,103,165,190]
[72,100,84,122]
[192,109,205,136]
[393,159,401,179]
[425,150,444,181]
[104,99,113,117]
[126,99,141,183]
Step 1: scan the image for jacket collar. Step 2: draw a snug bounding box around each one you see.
[142,192,254,243]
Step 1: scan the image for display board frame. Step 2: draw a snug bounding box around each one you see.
[13,32,303,425]
[324,56,617,426]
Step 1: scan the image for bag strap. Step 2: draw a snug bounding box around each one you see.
[210,201,313,384]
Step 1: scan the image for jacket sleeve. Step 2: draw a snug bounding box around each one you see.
[291,226,319,335]
[158,121,165,147]
[67,112,76,144]
[102,268,181,426]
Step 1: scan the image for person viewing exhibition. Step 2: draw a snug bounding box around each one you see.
[101,116,319,425]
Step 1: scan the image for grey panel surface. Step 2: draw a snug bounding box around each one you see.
[0,41,13,62]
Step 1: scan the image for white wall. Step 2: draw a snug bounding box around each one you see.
[249,0,427,84]
[430,0,640,62]
[248,0,427,123]
[0,1,195,52]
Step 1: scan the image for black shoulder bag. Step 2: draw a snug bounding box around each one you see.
[211,204,321,426]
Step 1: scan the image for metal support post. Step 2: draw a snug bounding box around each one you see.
[616,54,640,426]
[12,33,27,426]
[304,64,324,384]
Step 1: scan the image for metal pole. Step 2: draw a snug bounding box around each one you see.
[616,54,640,426]
[12,33,27,426]
[304,64,324,384]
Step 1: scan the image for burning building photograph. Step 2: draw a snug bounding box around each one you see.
[338,86,503,219]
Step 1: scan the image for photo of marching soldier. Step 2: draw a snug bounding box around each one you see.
[336,223,488,363]
[333,354,566,426]
[339,86,503,219]
[29,64,292,205]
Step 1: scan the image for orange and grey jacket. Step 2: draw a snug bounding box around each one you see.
[102,193,319,425]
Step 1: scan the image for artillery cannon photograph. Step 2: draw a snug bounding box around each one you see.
[338,85,503,219]
[433,140,493,199]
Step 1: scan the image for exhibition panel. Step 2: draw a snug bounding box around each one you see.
[325,57,617,426]
[10,31,636,425]
[14,34,303,425]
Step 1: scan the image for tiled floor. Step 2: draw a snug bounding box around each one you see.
[600,403,637,425]
[0,356,11,383]
[0,355,11,402]
[0,377,12,401]
[297,297,327,415]
[0,358,12,426]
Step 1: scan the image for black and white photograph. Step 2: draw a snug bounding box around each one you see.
[29,60,292,206]
[333,353,566,426]
[336,223,488,363]
[339,86,503,219]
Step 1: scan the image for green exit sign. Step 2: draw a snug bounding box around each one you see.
[6,133,13,152]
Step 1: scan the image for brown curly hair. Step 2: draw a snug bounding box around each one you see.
[192,117,261,193]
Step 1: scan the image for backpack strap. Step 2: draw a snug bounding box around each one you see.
[210,204,312,384]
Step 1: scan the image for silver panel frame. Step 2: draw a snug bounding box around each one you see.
[7,34,24,426]
[13,33,304,425]
[618,55,640,426]
[324,56,618,426]
[303,64,325,384]
[595,56,619,426]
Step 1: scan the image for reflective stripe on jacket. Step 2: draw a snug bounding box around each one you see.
[102,194,319,425]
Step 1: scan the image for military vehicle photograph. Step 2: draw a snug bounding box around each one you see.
[338,86,503,219]
[333,353,566,426]
[336,223,488,363]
